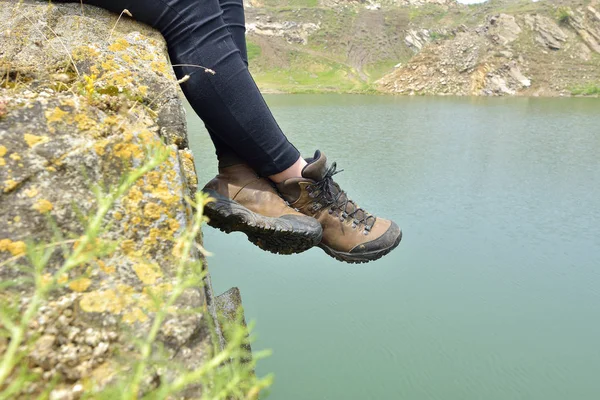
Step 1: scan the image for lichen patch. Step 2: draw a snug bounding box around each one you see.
[32,199,54,214]
[0,239,26,256]
[24,133,49,147]
[133,262,163,285]
[4,179,18,193]
[68,277,92,292]
[24,187,39,198]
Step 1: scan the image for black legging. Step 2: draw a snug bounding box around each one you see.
[54,0,300,176]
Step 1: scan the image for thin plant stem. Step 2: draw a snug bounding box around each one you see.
[108,9,133,41]
[171,64,216,75]
[0,291,42,385]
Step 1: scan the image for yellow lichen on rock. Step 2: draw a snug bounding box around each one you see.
[143,202,163,220]
[97,260,116,274]
[75,112,98,132]
[4,179,18,193]
[120,239,136,256]
[72,45,100,61]
[151,60,168,75]
[181,151,194,162]
[79,289,122,314]
[127,187,143,203]
[0,239,26,256]
[24,133,49,147]
[108,38,130,52]
[152,185,180,207]
[133,262,163,285]
[93,140,108,156]
[113,142,144,160]
[146,171,161,186]
[69,277,92,292]
[33,199,54,214]
[24,187,39,198]
[79,282,164,324]
[121,53,133,65]
[122,307,148,324]
[100,58,119,73]
[143,282,173,298]
[167,218,180,233]
[0,145,7,166]
[45,107,69,124]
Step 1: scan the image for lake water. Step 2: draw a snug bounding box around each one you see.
[186,95,600,400]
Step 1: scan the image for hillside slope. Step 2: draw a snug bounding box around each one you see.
[244,0,600,95]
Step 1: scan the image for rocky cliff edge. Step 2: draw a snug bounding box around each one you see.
[0,2,248,398]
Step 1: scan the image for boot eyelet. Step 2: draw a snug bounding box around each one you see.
[328,208,334,214]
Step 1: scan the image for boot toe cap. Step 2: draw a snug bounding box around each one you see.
[349,221,402,255]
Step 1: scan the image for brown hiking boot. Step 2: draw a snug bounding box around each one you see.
[277,151,402,263]
[202,163,322,254]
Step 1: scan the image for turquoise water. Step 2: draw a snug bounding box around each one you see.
[186,95,600,400]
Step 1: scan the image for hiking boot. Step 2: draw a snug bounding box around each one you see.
[277,151,402,263]
[202,163,322,255]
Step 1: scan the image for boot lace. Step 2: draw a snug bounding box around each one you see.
[306,162,377,233]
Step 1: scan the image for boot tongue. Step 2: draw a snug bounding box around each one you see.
[301,150,328,182]
[303,152,371,226]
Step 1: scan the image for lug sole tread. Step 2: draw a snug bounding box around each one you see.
[203,190,321,255]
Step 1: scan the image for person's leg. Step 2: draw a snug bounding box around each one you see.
[205,0,247,167]
[218,0,248,66]
[205,0,307,178]
[167,0,303,178]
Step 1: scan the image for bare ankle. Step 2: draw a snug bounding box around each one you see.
[269,157,307,183]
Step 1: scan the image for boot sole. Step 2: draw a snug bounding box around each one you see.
[203,190,322,255]
[319,230,403,264]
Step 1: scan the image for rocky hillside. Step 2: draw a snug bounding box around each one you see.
[377,0,600,95]
[244,0,600,95]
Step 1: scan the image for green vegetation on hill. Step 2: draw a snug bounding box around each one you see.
[245,5,411,93]
[571,82,600,95]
